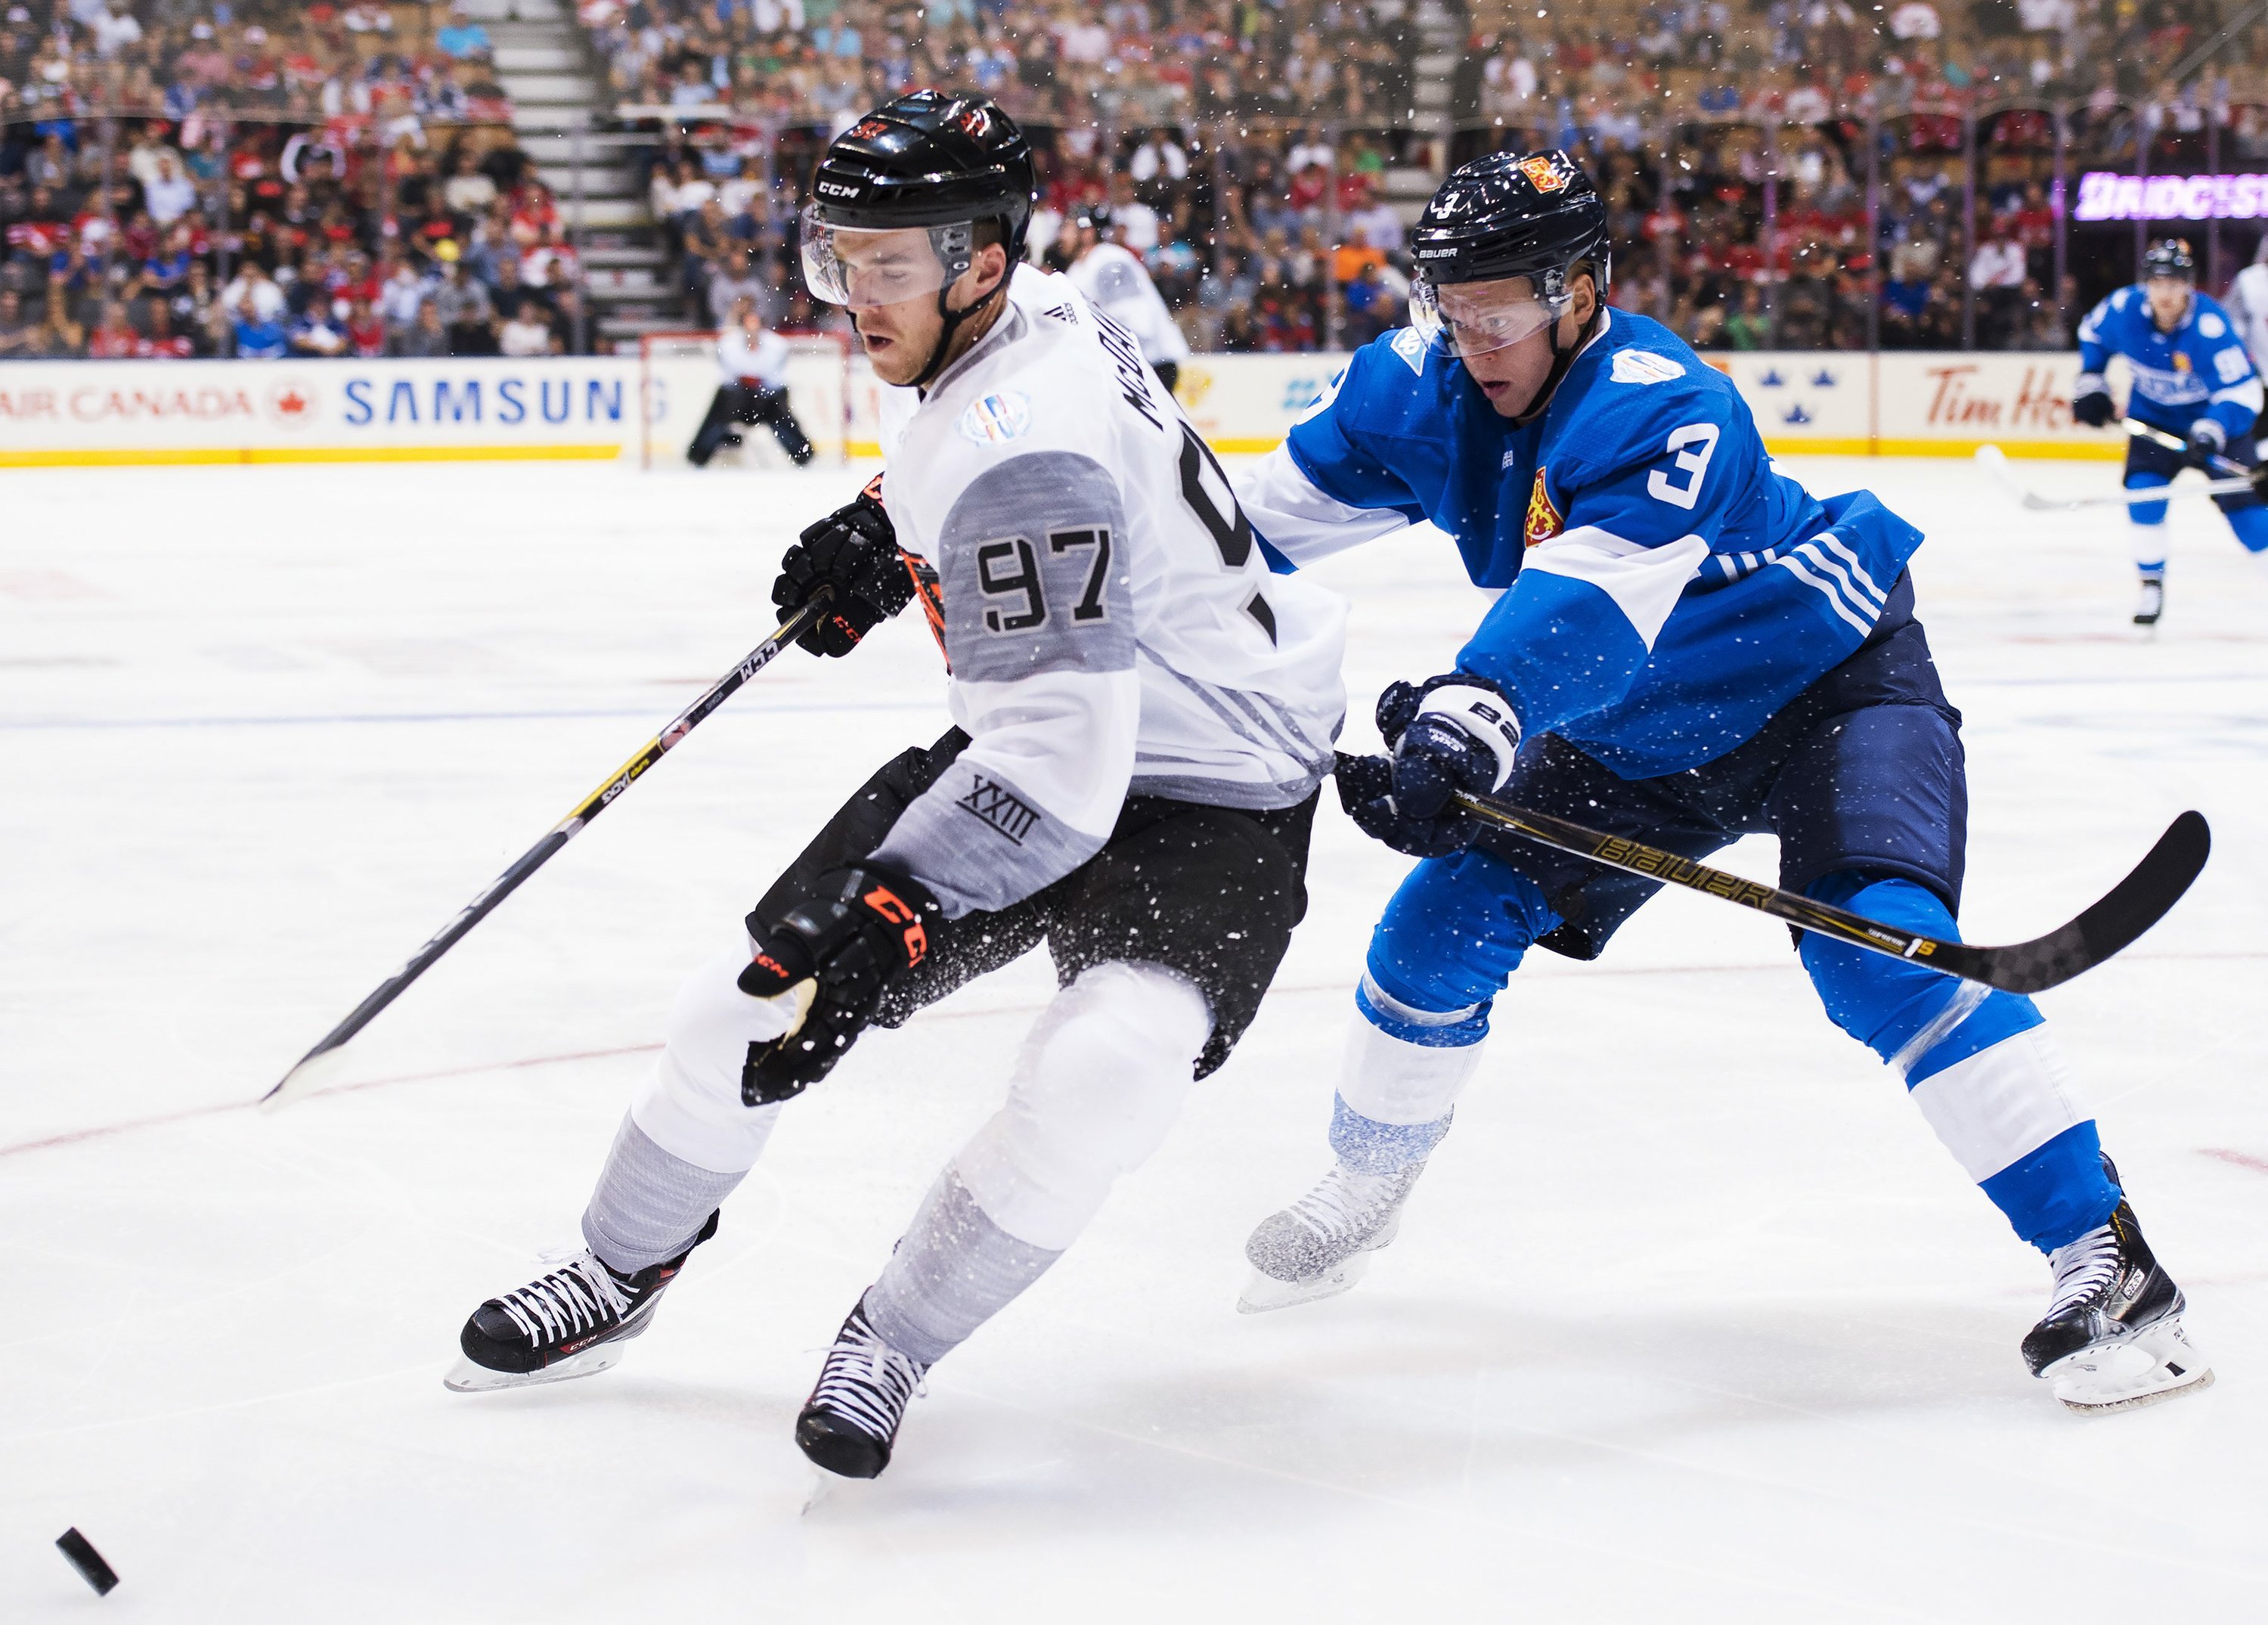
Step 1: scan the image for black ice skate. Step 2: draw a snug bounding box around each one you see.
[2022,1190,2210,1413]
[445,1211,718,1393]
[1238,1159,1427,1313]
[2133,577,2165,626]
[795,1301,927,1479]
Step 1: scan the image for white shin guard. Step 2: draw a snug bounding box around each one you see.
[626,938,807,1176]
[953,962,1213,1253]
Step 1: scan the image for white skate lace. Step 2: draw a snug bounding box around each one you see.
[2044,1223,2123,1320]
[1287,1165,1399,1244]
[809,1313,925,1443]
[496,1252,634,1346]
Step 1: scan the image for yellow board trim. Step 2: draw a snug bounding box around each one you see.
[1870,437,2124,460]
[0,443,625,469]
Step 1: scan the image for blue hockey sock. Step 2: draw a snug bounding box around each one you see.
[1799,872,2117,1251]
[2126,471,2170,530]
[1366,845,1562,1015]
[2224,502,2268,554]
[1328,851,1563,1175]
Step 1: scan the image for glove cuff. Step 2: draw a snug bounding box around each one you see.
[2073,373,2107,398]
[1416,681,1521,791]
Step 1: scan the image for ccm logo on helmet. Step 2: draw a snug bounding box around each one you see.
[816,179,861,198]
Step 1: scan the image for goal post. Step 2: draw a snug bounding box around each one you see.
[638,329,854,469]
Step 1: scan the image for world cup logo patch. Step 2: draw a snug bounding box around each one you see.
[1524,467,1562,547]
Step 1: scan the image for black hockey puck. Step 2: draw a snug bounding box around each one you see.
[56,1527,119,1596]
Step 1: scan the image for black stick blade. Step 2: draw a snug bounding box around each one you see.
[57,1527,119,1596]
[1950,811,2211,994]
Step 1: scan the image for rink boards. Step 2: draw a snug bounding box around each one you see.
[0,346,2130,467]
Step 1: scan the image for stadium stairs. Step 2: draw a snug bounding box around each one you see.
[460,0,673,349]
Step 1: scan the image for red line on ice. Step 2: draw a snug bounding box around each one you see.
[2200,1147,2268,1176]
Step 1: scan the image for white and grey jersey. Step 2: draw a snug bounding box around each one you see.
[1064,243,1191,367]
[866,265,1346,919]
[2230,263,2268,391]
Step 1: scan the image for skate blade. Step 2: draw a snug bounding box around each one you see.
[1238,1251,1373,1315]
[2046,1319,2214,1414]
[443,1343,630,1393]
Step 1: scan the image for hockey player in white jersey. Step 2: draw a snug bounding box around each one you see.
[445,92,1346,1479]
[2225,235,2268,447]
[1062,203,1191,396]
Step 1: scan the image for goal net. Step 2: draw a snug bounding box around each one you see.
[638,330,854,468]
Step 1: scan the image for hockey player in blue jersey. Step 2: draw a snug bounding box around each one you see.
[2073,236,2268,625]
[1231,150,2210,1413]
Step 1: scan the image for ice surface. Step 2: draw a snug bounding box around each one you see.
[3,456,2264,1622]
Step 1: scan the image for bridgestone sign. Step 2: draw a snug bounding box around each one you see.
[2073,170,2268,222]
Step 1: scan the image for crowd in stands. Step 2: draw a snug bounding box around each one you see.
[0,109,590,359]
[604,0,2268,360]
[5,0,2267,360]
[0,0,511,125]
[582,0,1420,130]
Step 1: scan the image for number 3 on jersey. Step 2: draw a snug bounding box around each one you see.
[1647,423,1719,510]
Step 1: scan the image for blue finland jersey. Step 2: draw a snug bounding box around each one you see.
[2076,285,2263,440]
[1236,310,1925,778]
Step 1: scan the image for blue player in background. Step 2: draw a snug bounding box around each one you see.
[2073,237,2268,625]
[1229,150,2211,1413]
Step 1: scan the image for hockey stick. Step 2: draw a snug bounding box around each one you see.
[2120,414,2253,479]
[1448,786,2209,995]
[1972,444,2257,511]
[261,591,834,1111]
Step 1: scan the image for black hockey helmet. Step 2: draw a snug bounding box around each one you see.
[1408,149,1612,424]
[2142,237,2196,282]
[1408,148,1610,294]
[802,91,1036,386]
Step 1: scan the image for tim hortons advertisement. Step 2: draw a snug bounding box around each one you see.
[0,356,639,465]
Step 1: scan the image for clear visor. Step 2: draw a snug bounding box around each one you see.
[1410,273,1570,359]
[799,205,965,309]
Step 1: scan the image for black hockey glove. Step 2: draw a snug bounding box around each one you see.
[773,476,916,658]
[736,864,941,1104]
[2186,417,2229,471]
[1337,676,1523,858]
[2070,389,2114,429]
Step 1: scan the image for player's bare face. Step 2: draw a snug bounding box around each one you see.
[2146,275,2192,332]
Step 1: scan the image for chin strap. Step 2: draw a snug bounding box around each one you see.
[909,274,1009,392]
[1507,303,1603,428]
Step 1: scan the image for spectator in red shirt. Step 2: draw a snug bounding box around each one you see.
[88,301,141,359]
[140,304,194,359]
[345,296,388,357]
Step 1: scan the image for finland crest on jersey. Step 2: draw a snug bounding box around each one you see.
[866,265,1347,918]
[1235,308,1926,778]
